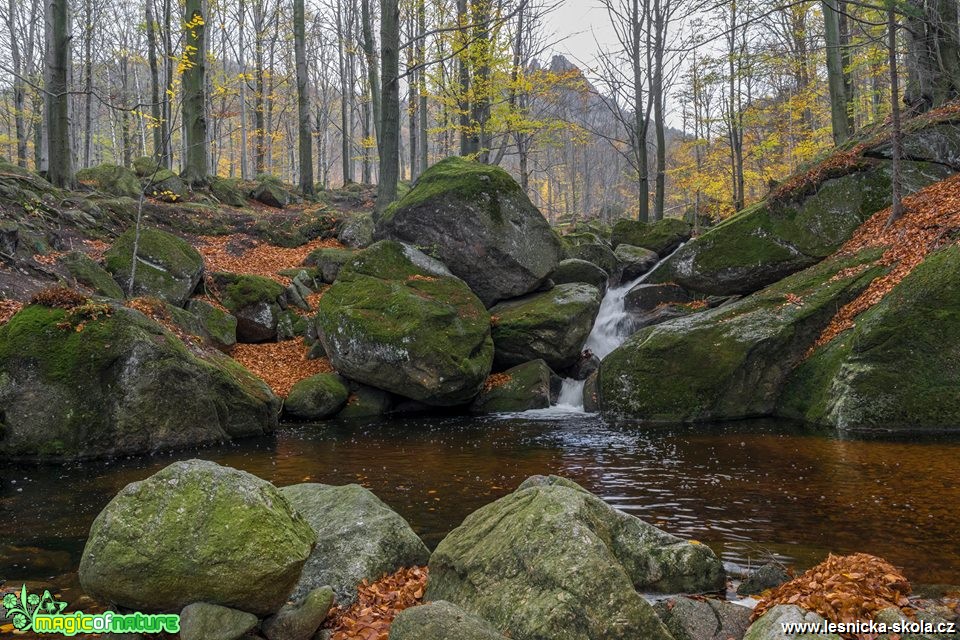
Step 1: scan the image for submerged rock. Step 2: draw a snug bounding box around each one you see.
[316,241,493,406]
[0,304,278,459]
[390,601,509,640]
[279,483,430,604]
[490,283,601,371]
[375,157,563,306]
[79,460,315,615]
[427,475,724,640]
[104,228,204,306]
[600,248,887,422]
[470,359,555,414]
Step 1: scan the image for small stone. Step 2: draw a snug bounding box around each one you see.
[179,602,258,640]
[262,586,335,640]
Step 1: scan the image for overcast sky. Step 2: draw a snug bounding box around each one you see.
[541,1,615,70]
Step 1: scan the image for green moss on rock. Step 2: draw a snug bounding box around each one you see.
[779,245,960,431]
[284,373,349,420]
[470,359,555,414]
[599,247,887,422]
[210,176,248,207]
[76,163,141,198]
[61,251,125,299]
[316,241,493,405]
[611,217,692,253]
[104,227,204,305]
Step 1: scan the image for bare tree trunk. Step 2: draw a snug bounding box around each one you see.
[162,0,174,167]
[457,0,473,156]
[472,0,491,162]
[44,0,73,187]
[294,0,314,195]
[182,0,207,186]
[145,0,166,164]
[823,0,851,143]
[887,6,905,226]
[82,0,93,169]
[632,0,649,222]
[238,0,249,179]
[337,0,353,184]
[417,0,427,174]
[360,0,381,146]
[377,0,400,208]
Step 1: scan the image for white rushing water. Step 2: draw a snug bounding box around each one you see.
[548,244,686,413]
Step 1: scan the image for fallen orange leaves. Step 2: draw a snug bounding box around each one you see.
[197,234,343,284]
[0,299,24,325]
[324,566,428,640]
[231,338,333,397]
[812,172,960,352]
[753,553,911,639]
[483,372,512,392]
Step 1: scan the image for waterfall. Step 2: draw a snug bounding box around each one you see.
[548,243,686,413]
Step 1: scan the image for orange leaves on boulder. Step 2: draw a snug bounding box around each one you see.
[231,338,333,397]
[324,566,429,640]
[483,373,512,392]
[753,553,911,637]
[812,172,960,351]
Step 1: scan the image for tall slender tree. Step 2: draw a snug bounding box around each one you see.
[294,0,314,195]
[43,0,73,188]
[377,0,400,208]
[182,0,208,185]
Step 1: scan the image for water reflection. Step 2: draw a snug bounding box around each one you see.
[2,416,959,588]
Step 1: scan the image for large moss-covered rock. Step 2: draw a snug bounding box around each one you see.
[614,244,660,283]
[80,461,313,615]
[779,245,960,431]
[549,258,609,293]
[334,382,393,419]
[280,483,430,604]
[599,248,887,422]
[868,121,960,169]
[337,212,375,248]
[284,373,349,420]
[302,247,356,283]
[184,299,237,350]
[0,304,278,459]
[428,475,723,640]
[470,359,554,414]
[132,156,160,177]
[143,168,188,202]
[210,177,248,207]
[211,272,287,343]
[611,217,692,253]
[624,282,691,312]
[104,228,204,306]
[490,283,601,371]
[316,241,493,405]
[251,177,290,208]
[647,161,949,296]
[375,158,563,306]
[390,601,509,640]
[564,240,618,276]
[61,251,126,299]
[77,163,141,198]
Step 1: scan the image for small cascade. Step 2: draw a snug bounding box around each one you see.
[548,244,686,413]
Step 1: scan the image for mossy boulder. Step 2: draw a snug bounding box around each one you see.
[490,283,602,371]
[427,475,724,640]
[104,228,204,306]
[211,272,287,343]
[334,382,393,419]
[779,245,960,431]
[284,373,349,420]
[251,178,290,208]
[279,483,430,604]
[262,586,335,640]
[564,240,618,276]
[178,603,258,640]
[743,605,841,640]
[648,161,950,296]
[76,163,141,198]
[337,212,375,248]
[653,596,752,640]
[375,157,563,307]
[61,251,125,299]
[611,217,692,253]
[0,304,278,459]
[390,601,509,640]
[132,156,160,177]
[316,240,493,405]
[210,176,248,207]
[302,247,356,283]
[614,244,660,283]
[599,248,887,422]
[79,460,315,615]
[184,299,237,349]
[470,359,555,414]
[624,282,692,312]
[549,258,609,294]
[143,168,188,202]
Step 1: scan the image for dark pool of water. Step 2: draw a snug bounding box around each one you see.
[2,414,960,592]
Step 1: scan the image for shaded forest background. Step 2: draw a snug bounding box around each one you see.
[0,0,958,224]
